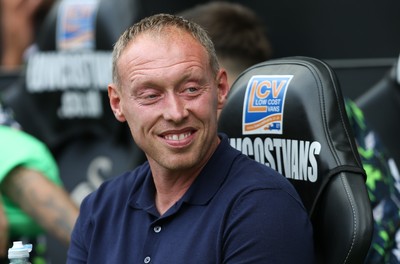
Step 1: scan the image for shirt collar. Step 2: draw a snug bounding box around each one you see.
[180,133,240,205]
[130,133,241,212]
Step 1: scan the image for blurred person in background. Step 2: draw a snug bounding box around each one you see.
[0,100,79,264]
[180,1,400,263]
[1,2,78,263]
[0,0,54,71]
[180,1,272,88]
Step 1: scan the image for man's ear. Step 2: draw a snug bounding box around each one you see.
[108,84,126,122]
[216,69,230,110]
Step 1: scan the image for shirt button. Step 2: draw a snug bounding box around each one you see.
[153,226,162,233]
[144,256,151,263]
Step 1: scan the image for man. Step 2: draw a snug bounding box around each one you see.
[67,14,314,263]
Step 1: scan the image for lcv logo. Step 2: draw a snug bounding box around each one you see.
[243,75,293,135]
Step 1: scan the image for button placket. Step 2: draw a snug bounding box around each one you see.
[144,256,151,263]
[153,225,162,233]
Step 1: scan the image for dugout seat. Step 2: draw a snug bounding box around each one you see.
[0,1,147,262]
[0,0,147,200]
[218,56,373,264]
[356,56,400,169]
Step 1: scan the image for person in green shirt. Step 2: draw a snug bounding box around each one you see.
[0,101,78,264]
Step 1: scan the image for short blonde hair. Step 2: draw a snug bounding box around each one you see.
[112,13,220,86]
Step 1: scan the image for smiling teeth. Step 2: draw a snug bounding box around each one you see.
[165,132,191,141]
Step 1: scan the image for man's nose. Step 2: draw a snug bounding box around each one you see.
[162,94,189,122]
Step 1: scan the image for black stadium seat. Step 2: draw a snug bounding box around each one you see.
[0,1,147,262]
[0,0,147,201]
[218,56,373,263]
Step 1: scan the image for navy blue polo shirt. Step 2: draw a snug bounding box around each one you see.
[67,134,315,263]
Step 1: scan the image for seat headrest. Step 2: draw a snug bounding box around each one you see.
[218,56,365,215]
[36,0,145,51]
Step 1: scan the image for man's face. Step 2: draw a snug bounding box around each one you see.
[109,28,229,173]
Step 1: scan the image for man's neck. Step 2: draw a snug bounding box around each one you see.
[151,167,202,216]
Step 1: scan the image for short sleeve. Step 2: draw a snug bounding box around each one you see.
[0,125,62,237]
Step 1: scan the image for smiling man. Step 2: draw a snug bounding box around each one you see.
[67,14,315,264]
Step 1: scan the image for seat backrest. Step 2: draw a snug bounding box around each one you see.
[0,0,148,206]
[0,2,147,262]
[218,56,373,264]
[356,56,400,169]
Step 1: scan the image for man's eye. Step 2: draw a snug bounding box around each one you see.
[186,87,199,93]
[146,94,159,99]
[135,91,161,105]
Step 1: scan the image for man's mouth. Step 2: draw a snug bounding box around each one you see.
[164,132,192,141]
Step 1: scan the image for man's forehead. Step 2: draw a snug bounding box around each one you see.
[120,29,204,63]
[135,26,194,44]
[116,31,210,82]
